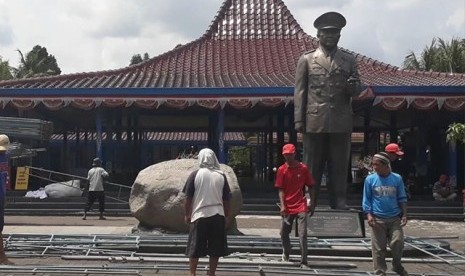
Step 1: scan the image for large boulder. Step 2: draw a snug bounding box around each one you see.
[129,159,243,233]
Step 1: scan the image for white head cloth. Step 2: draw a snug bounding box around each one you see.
[198,148,220,170]
[373,153,390,165]
[373,152,392,172]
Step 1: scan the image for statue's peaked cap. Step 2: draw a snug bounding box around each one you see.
[314,12,346,30]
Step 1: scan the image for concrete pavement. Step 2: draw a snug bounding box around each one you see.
[3,215,465,275]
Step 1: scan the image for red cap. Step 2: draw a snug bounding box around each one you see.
[385,143,404,156]
[282,144,296,154]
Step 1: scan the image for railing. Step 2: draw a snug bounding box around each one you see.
[25,166,131,203]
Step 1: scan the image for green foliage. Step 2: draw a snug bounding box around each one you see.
[446,123,465,144]
[130,54,143,65]
[402,37,465,73]
[143,53,150,61]
[228,146,251,176]
[0,56,14,80]
[14,45,61,78]
[129,52,150,65]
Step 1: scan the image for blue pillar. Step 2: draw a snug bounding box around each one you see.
[449,141,457,187]
[216,109,225,163]
[96,110,103,161]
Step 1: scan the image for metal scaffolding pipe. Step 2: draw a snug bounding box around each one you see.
[0,265,140,275]
[0,263,451,276]
[5,233,465,265]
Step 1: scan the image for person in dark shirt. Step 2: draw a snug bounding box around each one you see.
[0,134,13,264]
[385,143,409,178]
[432,174,457,201]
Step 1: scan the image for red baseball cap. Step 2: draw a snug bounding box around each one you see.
[385,143,404,156]
[282,144,296,154]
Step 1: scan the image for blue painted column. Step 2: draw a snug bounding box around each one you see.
[216,109,225,163]
[96,110,103,161]
[277,112,284,166]
[287,109,297,145]
[448,141,457,187]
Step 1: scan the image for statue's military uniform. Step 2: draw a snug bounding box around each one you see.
[294,48,360,133]
[293,12,362,209]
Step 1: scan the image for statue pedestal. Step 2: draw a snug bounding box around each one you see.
[308,209,365,238]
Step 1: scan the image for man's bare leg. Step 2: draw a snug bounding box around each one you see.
[189,257,199,276]
[209,256,219,276]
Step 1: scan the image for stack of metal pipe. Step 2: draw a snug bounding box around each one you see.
[0,116,53,140]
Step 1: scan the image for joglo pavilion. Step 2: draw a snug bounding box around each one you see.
[0,0,464,191]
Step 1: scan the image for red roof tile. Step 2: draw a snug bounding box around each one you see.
[0,0,464,89]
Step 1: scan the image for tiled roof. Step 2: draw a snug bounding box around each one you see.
[1,0,464,91]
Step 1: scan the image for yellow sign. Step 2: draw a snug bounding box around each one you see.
[15,167,30,190]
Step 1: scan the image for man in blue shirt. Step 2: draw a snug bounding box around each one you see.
[362,152,408,276]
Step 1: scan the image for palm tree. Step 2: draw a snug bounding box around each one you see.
[0,56,14,80]
[402,37,465,73]
[14,45,61,78]
[406,38,465,190]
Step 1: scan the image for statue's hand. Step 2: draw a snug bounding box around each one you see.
[347,76,359,84]
[347,76,361,96]
[295,122,304,132]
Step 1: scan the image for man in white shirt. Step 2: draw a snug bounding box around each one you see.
[183,148,231,276]
[83,157,109,220]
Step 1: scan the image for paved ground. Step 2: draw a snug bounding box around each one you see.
[2,215,465,275]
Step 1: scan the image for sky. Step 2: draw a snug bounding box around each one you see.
[0,0,464,74]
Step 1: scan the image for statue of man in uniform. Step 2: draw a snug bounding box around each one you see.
[294,12,362,209]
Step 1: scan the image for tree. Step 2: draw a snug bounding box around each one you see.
[129,52,150,65]
[446,123,465,145]
[0,56,14,80]
[228,146,251,176]
[402,37,465,73]
[14,45,61,78]
[143,53,149,61]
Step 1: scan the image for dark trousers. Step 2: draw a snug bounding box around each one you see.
[85,191,105,213]
[302,132,351,209]
[186,214,228,258]
[280,212,308,264]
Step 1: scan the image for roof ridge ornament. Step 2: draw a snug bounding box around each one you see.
[203,0,307,40]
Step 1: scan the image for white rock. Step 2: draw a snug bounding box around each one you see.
[44,180,82,198]
[129,159,243,233]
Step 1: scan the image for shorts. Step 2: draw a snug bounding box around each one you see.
[185,214,228,258]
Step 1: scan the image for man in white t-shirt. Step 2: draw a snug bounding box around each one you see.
[83,157,109,220]
[183,148,231,276]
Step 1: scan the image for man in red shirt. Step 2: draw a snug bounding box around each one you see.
[275,143,315,267]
